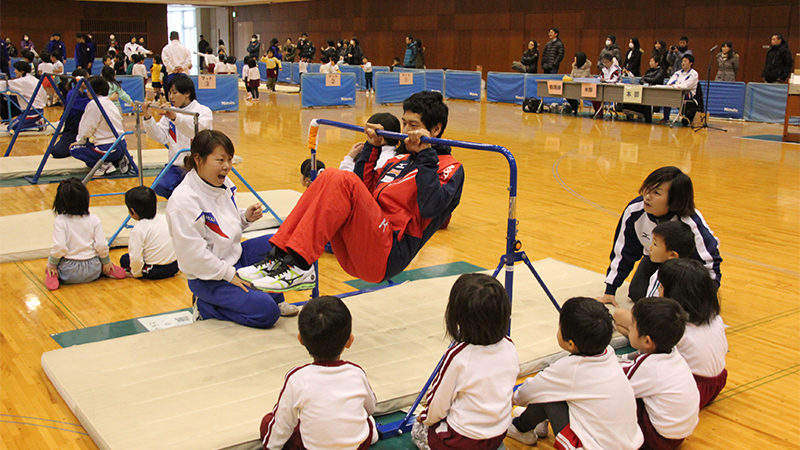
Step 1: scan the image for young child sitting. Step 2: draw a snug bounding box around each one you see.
[339,112,402,173]
[260,296,379,449]
[614,220,695,335]
[300,158,326,188]
[508,297,643,448]
[411,273,519,450]
[119,186,179,280]
[620,297,700,450]
[658,258,728,408]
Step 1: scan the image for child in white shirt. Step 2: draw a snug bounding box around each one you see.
[509,297,643,449]
[362,56,373,92]
[620,297,700,450]
[120,186,178,279]
[37,50,57,105]
[260,296,378,449]
[131,54,149,89]
[45,178,126,290]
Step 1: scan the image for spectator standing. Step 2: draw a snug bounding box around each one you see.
[347,38,363,66]
[762,34,793,83]
[282,38,297,62]
[512,40,539,74]
[247,35,261,59]
[0,40,8,75]
[624,37,643,77]
[598,35,622,71]
[714,42,739,82]
[5,38,18,58]
[21,35,35,53]
[162,31,193,97]
[298,33,316,61]
[217,40,227,60]
[322,40,337,61]
[75,33,96,75]
[107,34,120,56]
[268,38,282,60]
[666,37,693,76]
[403,36,417,68]
[414,39,425,68]
[541,28,565,74]
[47,33,67,62]
[652,40,668,70]
[198,35,210,71]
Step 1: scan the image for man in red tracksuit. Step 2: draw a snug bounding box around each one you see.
[238,91,464,292]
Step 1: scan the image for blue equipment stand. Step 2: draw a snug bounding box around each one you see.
[2,72,60,157]
[309,119,561,438]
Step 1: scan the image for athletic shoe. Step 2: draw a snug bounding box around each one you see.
[118,156,130,174]
[278,301,300,317]
[252,262,316,293]
[506,422,538,445]
[93,162,116,178]
[534,420,550,439]
[45,272,59,290]
[237,255,280,282]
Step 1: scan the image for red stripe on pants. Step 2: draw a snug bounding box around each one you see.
[270,169,393,283]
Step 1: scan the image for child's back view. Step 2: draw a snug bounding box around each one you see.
[120,186,178,279]
[509,297,643,449]
[260,296,378,450]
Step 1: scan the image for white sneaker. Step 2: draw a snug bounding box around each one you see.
[93,162,116,177]
[237,255,280,282]
[506,422,538,445]
[278,301,300,317]
[252,262,316,293]
[534,420,550,439]
[118,156,130,174]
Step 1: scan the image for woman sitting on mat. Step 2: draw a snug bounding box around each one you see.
[598,166,721,306]
[166,129,298,329]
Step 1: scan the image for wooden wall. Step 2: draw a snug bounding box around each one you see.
[232,0,799,82]
[0,0,168,60]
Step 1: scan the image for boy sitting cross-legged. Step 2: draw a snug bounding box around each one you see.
[260,296,379,450]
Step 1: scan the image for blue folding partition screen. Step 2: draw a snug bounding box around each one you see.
[425,70,445,93]
[279,63,292,83]
[444,70,481,101]
[338,65,363,90]
[374,71,426,104]
[487,72,526,104]
[368,66,391,88]
[744,83,791,124]
[701,81,746,119]
[190,75,239,111]
[117,75,145,114]
[301,73,356,108]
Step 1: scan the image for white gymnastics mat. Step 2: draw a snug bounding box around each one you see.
[41,259,631,450]
[0,189,301,263]
[0,149,197,180]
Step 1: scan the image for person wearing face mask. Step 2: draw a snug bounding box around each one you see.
[714,42,739,82]
[247,35,261,59]
[21,35,35,53]
[597,35,622,72]
[623,37,643,77]
[5,38,18,58]
[666,36,692,76]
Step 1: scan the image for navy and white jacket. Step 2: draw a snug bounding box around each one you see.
[605,197,721,295]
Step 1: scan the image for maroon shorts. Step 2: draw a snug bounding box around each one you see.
[695,368,727,408]
[553,423,584,450]
[636,399,684,450]
[260,413,373,450]
[266,68,278,78]
[248,79,260,89]
[207,63,215,73]
[426,420,505,450]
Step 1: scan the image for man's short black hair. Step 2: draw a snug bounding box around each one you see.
[652,221,695,258]
[602,53,613,62]
[402,91,449,137]
[551,28,559,36]
[40,50,51,62]
[125,186,157,220]
[679,36,689,43]
[559,297,613,356]
[632,297,687,353]
[89,76,109,96]
[367,112,401,146]
[683,54,695,64]
[170,75,196,101]
[170,31,180,40]
[53,178,90,216]
[639,166,695,217]
[53,33,61,38]
[320,55,330,64]
[13,60,31,74]
[298,296,352,361]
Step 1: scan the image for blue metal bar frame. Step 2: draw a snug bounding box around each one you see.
[2,73,59,157]
[82,130,137,184]
[311,119,560,438]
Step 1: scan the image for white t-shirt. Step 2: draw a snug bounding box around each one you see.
[161,40,192,73]
[362,62,372,73]
[127,214,177,277]
[298,61,308,74]
[38,62,55,76]
[132,63,148,79]
[76,96,125,146]
[247,66,260,82]
[622,350,700,439]
[49,213,110,264]
[677,315,727,377]
[0,73,47,109]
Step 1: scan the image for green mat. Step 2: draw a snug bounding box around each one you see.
[344,261,487,290]
[50,307,192,347]
[0,168,163,188]
[738,134,799,144]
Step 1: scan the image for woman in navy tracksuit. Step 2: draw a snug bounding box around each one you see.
[600,166,721,305]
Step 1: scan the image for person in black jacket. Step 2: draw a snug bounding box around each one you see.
[247,35,261,59]
[623,37,643,77]
[322,40,337,61]
[762,34,793,83]
[623,57,667,123]
[541,29,565,74]
[347,38,363,66]
[511,40,538,73]
[298,33,316,61]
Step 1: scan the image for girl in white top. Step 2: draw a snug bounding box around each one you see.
[658,258,728,408]
[411,274,520,450]
[45,178,126,290]
[0,61,48,130]
[166,130,295,328]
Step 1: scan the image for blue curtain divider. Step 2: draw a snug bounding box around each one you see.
[367,66,390,90]
[279,62,292,83]
[374,71,426,104]
[301,73,356,108]
[235,61,244,78]
[424,70,445,94]
[258,62,267,81]
[487,72,526,104]
[117,75,145,114]
[697,80,746,119]
[189,74,239,111]
[338,64,363,90]
[444,70,481,101]
[744,83,793,124]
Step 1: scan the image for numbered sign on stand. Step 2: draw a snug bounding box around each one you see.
[326,73,341,87]
[399,72,414,85]
[199,75,216,89]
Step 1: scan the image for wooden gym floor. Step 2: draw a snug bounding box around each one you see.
[1,88,798,449]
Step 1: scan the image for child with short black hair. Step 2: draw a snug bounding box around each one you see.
[260,296,378,449]
[119,186,178,280]
[362,56,373,93]
[151,55,164,101]
[300,158,326,188]
[614,220,695,335]
[509,297,643,448]
[410,273,519,450]
[45,178,126,290]
[621,297,700,450]
[659,258,728,408]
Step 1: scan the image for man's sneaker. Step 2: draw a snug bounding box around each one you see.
[93,162,116,178]
[237,255,280,282]
[252,262,316,293]
[534,420,550,439]
[118,156,130,174]
[506,422,538,445]
[278,301,300,317]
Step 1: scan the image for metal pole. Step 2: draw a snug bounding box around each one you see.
[134,101,201,118]
[135,104,144,186]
